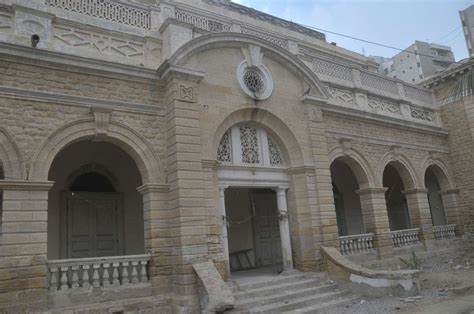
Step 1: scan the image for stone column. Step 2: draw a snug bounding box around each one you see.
[403,189,434,245]
[158,65,207,312]
[275,187,293,271]
[440,189,464,234]
[0,180,53,312]
[137,183,170,294]
[356,188,393,259]
[218,186,231,280]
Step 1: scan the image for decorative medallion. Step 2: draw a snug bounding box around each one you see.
[237,45,273,100]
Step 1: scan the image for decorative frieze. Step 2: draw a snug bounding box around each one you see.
[410,106,436,122]
[175,8,231,33]
[241,28,288,50]
[360,72,398,95]
[326,86,355,106]
[45,0,151,30]
[404,85,433,105]
[53,24,145,60]
[367,96,401,115]
[312,58,353,81]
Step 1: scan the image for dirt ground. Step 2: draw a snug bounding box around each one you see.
[326,245,474,314]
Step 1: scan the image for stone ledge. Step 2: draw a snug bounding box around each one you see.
[322,246,420,297]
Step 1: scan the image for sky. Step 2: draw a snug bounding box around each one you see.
[230,0,473,61]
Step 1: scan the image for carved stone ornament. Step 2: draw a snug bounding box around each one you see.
[91,107,111,140]
[237,45,273,100]
[179,84,196,102]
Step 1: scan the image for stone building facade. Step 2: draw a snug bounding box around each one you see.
[0,0,471,312]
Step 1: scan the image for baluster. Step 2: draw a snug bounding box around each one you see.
[92,264,100,287]
[112,262,120,286]
[368,236,374,251]
[131,261,139,284]
[140,260,148,283]
[82,265,90,288]
[341,240,347,255]
[49,267,58,291]
[102,263,111,286]
[60,266,69,290]
[361,237,367,252]
[121,262,130,284]
[71,266,79,289]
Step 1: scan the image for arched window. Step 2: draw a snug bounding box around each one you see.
[217,124,285,167]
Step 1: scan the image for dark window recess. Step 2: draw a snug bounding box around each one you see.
[70,172,115,192]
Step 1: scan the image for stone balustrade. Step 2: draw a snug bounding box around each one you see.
[433,224,456,240]
[47,254,150,291]
[390,228,421,248]
[339,233,375,255]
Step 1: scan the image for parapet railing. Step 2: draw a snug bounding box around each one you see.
[339,233,375,255]
[433,224,456,240]
[390,228,421,248]
[47,254,150,291]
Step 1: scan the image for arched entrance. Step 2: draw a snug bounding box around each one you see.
[216,123,292,277]
[330,159,365,236]
[425,166,447,226]
[383,163,411,231]
[48,141,144,259]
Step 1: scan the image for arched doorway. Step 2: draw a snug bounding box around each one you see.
[383,163,411,231]
[217,123,292,276]
[48,141,144,259]
[425,166,447,226]
[330,159,365,236]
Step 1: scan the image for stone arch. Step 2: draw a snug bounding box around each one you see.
[421,157,454,190]
[0,127,23,180]
[328,146,375,189]
[377,152,419,189]
[210,108,305,167]
[30,119,162,184]
[161,33,330,100]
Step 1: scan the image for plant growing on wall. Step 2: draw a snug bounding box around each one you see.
[399,250,421,270]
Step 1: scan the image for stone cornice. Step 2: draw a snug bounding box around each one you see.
[157,62,206,83]
[202,159,219,169]
[321,103,449,137]
[325,130,450,154]
[0,42,159,81]
[0,180,54,191]
[401,188,429,195]
[440,188,460,195]
[137,183,170,194]
[356,187,388,195]
[0,85,165,115]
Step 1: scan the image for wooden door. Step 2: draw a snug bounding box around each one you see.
[65,193,123,258]
[252,190,282,267]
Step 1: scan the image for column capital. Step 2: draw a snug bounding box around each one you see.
[440,188,460,195]
[0,180,54,191]
[355,187,387,195]
[273,186,289,193]
[401,188,428,195]
[136,183,170,195]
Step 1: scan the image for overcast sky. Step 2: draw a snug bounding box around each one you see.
[231,0,473,61]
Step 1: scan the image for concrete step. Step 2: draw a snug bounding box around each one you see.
[284,297,357,313]
[232,285,340,311]
[245,291,347,313]
[233,277,324,301]
[231,272,325,293]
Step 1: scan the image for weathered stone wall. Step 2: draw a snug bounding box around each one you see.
[439,99,474,234]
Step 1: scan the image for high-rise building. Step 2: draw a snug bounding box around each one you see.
[460,5,474,57]
[371,41,455,83]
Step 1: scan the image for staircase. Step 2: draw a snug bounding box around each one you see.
[226,271,356,313]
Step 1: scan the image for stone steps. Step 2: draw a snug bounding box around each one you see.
[227,271,354,313]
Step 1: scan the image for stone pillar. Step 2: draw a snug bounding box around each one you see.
[218,186,231,280]
[0,180,53,312]
[440,189,464,234]
[275,187,293,271]
[137,183,170,294]
[158,65,207,312]
[403,189,434,245]
[356,188,393,259]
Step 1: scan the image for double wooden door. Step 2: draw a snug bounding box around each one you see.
[64,192,123,258]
